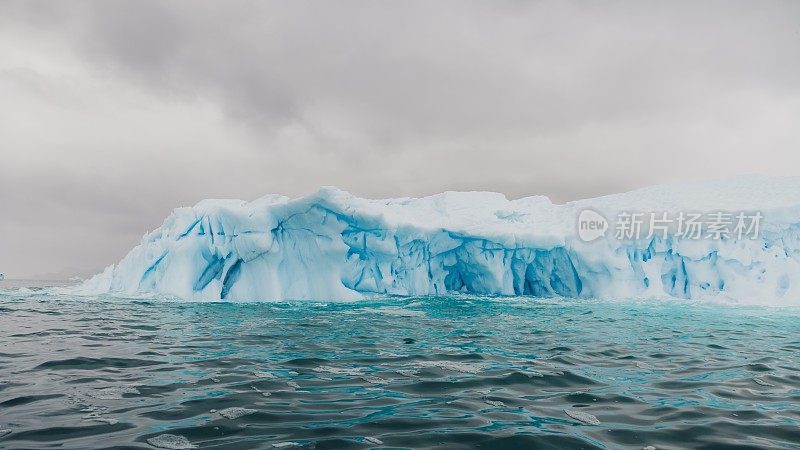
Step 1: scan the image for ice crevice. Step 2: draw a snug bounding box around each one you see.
[73,177,800,304]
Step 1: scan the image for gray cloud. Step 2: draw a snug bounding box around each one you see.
[1,0,799,278]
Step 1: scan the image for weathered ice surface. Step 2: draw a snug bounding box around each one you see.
[75,176,800,304]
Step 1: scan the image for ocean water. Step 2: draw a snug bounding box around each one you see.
[1,286,800,449]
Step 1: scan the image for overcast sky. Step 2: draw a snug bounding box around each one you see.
[1,0,799,279]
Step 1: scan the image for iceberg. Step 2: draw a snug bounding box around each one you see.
[76,176,800,304]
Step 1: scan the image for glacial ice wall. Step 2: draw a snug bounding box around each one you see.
[77,176,800,304]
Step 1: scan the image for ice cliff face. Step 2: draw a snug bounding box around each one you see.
[77,176,800,304]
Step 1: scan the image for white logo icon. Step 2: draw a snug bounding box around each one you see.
[577,209,608,242]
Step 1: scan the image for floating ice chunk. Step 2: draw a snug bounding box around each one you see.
[218,407,257,419]
[364,436,383,445]
[146,434,197,449]
[564,409,600,425]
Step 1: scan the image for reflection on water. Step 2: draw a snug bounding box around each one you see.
[1,288,799,449]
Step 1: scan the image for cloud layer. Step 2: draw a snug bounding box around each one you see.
[1,0,799,278]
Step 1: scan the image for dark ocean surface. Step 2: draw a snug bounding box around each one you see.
[1,283,799,449]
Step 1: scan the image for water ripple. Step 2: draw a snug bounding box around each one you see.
[1,292,800,448]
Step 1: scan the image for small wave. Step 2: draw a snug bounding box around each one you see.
[253,371,276,379]
[753,377,775,387]
[146,434,197,449]
[411,361,485,374]
[564,409,600,425]
[218,407,257,419]
[36,357,162,370]
[359,306,425,317]
[87,386,140,400]
[313,365,364,376]
[89,417,119,425]
[635,361,671,371]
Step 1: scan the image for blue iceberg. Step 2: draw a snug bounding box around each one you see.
[76,176,800,304]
